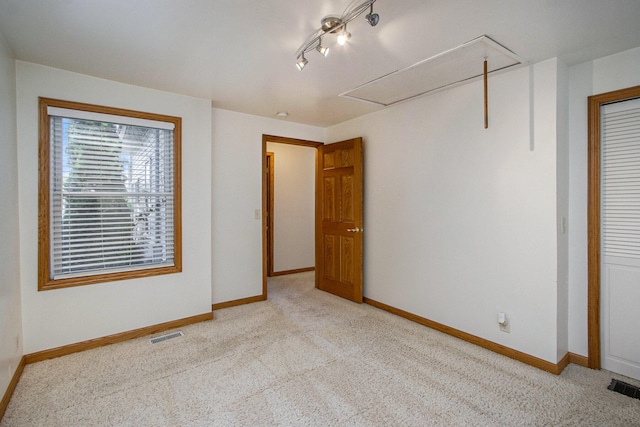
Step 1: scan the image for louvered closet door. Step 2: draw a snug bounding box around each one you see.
[601,97,640,380]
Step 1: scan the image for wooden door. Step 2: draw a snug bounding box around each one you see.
[588,86,640,373]
[600,97,640,380]
[315,138,363,303]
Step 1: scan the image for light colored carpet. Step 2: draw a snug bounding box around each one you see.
[2,271,639,426]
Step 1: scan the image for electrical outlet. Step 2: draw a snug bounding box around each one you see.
[254,209,261,220]
[499,314,510,333]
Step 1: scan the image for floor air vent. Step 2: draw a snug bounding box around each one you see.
[608,379,640,400]
[149,331,184,344]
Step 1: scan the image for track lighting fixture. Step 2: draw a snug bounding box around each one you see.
[296,53,308,71]
[337,25,351,46]
[366,4,379,26]
[295,0,380,70]
[316,39,329,57]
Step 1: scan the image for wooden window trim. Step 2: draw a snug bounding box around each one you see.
[38,97,182,291]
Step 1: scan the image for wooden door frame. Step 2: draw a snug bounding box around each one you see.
[587,85,640,369]
[261,135,323,298]
[266,152,275,276]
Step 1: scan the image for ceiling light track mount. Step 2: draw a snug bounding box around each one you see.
[321,15,343,33]
[295,0,380,70]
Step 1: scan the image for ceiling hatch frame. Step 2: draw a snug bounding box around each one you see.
[339,35,528,107]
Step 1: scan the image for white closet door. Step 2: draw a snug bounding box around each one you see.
[601,97,640,380]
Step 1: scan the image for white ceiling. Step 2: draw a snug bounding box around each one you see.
[1,0,639,127]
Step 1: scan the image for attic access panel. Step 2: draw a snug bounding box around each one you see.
[340,35,527,107]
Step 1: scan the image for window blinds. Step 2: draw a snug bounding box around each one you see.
[602,98,640,260]
[49,111,175,279]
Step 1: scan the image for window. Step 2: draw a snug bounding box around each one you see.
[38,98,182,290]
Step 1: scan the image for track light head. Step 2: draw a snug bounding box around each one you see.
[316,45,329,57]
[366,12,379,26]
[366,4,379,26]
[337,26,351,46]
[296,54,308,71]
[316,40,329,57]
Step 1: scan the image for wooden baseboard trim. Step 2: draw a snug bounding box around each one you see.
[270,267,315,277]
[0,356,26,421]
[557,352,571,373]
[569,352,589,368]
[364,297,568,375]
[24,312,213,365]
[212,294,266,311]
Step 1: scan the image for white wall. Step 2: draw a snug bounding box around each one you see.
[211,109,324,304]
[327,59,563,363]
[0,31,23,397]
[266,142,316,273]
[16,62,213,354]
[7,44,638,370]
[567,47,640,357]
[556,59,570,361]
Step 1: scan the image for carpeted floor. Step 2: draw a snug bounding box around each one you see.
[2,271,639,426]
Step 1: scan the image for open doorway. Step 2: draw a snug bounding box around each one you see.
[261,135,323,298]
